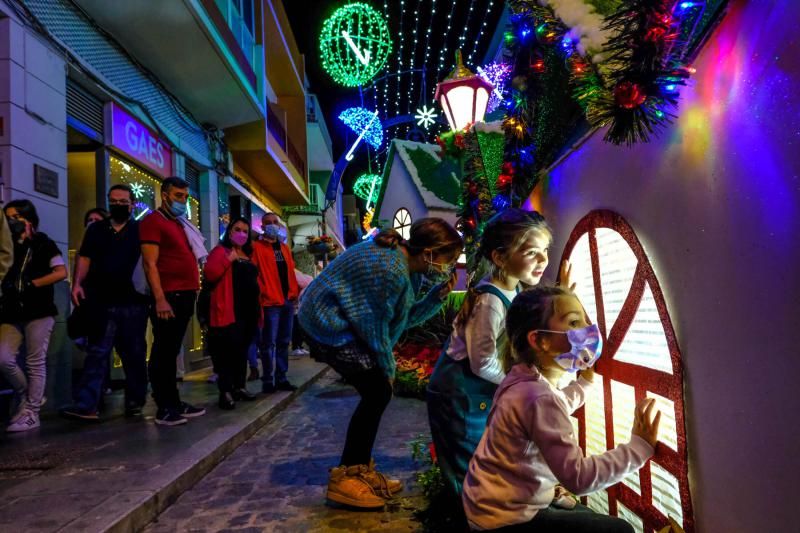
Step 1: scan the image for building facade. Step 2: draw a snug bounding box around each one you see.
[0,0,320,406]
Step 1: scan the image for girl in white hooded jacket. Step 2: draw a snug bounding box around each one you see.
[462,286,661,532]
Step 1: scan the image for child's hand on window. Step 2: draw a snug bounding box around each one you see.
[558,259,577,292]
[632,397,662,448]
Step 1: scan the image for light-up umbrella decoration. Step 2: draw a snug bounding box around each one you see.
[435,50,494,132]
[338,106,384,161]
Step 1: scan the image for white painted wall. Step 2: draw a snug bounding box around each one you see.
[537,1,799,531]
[377,158,427,229]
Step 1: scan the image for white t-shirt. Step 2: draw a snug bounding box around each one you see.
[446,280,518,384]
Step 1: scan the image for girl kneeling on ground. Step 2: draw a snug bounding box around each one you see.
[427,209,567,500]
[463,286,661,533]
[299,218,462,509]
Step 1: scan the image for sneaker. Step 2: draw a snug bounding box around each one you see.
[59,406,100,422]
[154,408,187,426]
[326,465,386,509]
[262,383,277,394]
[6,410,40,432]
[178,402,206,418]
[207,373,218,384]
[276,381,298,392]
[290,348,306,357]
[364,459,403,495]
[247,367,259,382]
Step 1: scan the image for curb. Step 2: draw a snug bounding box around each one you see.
[107,365,331,533]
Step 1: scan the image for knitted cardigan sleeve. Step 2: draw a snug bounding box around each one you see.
[346,265,408,377]
[406,283,446,328]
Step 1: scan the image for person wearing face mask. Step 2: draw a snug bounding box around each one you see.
[139,177,205,426]
[252,213,300,394]
[0,199,68,432]
[203,218,261,410]
[298,218,461,509]
[427,209,568,506]
[60,185,150,422]
[462,287,661,533]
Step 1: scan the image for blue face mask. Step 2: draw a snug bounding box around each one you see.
[537,324,603,373]
[263,224,281,241]
[167,199,187,218]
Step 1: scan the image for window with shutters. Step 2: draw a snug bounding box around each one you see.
[561,210,694,533]
[393,208,412,240]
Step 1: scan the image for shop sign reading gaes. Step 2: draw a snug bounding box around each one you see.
[107,102,173,176]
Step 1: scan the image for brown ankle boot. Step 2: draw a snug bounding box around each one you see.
[362,459,403,496]
[326,465,386,509]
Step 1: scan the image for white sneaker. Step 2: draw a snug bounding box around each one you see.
[7,410,40,432]
[290,348,309,357]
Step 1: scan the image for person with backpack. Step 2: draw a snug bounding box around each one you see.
[202,217,261,410]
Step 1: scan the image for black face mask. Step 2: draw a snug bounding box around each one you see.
[109,204,131,223]
[7,218,26,238]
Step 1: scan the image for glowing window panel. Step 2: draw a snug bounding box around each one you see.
[646,392,679,452]
[617,502,645,533]
[584,374,607,457]
[611,380,641,495]
[651,461,684,525]
[393,208,412,240]
[614,283,673,374]
[586,489,610,515]
[568,233,598,325]
[595,228,637,331]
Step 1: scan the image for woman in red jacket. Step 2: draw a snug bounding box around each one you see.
[204,218,261,409]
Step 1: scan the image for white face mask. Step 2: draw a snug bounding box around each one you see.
[536,324,603,373]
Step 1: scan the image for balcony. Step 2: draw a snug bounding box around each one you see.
[73,0,264,128]
[306,94,334,172]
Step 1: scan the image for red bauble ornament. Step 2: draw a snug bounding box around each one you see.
[501,162,515,175]
[497,174,513,188]
[466,218,476,229]
[614,81,647,109]
[530,58,546,74]
[468,182,478,196]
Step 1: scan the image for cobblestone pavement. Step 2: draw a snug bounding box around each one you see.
[144,372,429,532]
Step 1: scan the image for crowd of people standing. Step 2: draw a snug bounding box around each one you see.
[0,176,307,430]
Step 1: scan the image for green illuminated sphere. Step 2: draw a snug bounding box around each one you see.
[353,173,383,203]
[319,3,392,87]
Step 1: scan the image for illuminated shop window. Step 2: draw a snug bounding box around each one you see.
[561,210,694,533]
[393,208,412,240]
[110,156,201,229]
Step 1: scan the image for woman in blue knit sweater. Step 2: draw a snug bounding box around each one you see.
[299,218,462,509]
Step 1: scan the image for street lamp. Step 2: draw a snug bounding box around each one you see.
[435,50,494,132]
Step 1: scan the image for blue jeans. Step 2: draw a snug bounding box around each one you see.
[247,334,259,369]
[259,302,294,386]
[76,303,148,411]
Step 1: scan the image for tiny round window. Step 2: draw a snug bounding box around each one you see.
[393,208,412,240]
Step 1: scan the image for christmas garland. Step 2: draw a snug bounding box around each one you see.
[504,0,705,147]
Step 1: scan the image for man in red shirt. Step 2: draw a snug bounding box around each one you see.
[140,177,205,426]
[252,213,299,393]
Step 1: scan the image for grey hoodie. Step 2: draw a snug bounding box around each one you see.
[462,363,654,530]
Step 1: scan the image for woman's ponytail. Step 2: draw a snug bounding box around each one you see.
[374,228,405,249]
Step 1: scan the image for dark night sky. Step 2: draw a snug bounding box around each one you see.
[282,0,507,190]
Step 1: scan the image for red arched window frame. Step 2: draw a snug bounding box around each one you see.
[560,210,694,533]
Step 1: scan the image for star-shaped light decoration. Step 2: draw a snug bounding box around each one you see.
[415,105,438,129]
[131,183,146,198]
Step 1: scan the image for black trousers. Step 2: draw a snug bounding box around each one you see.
[340,367,393,466]
[483,504,634,533]
[208,321,252,394]
[292,315,305,350]
[148,291,196,410]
